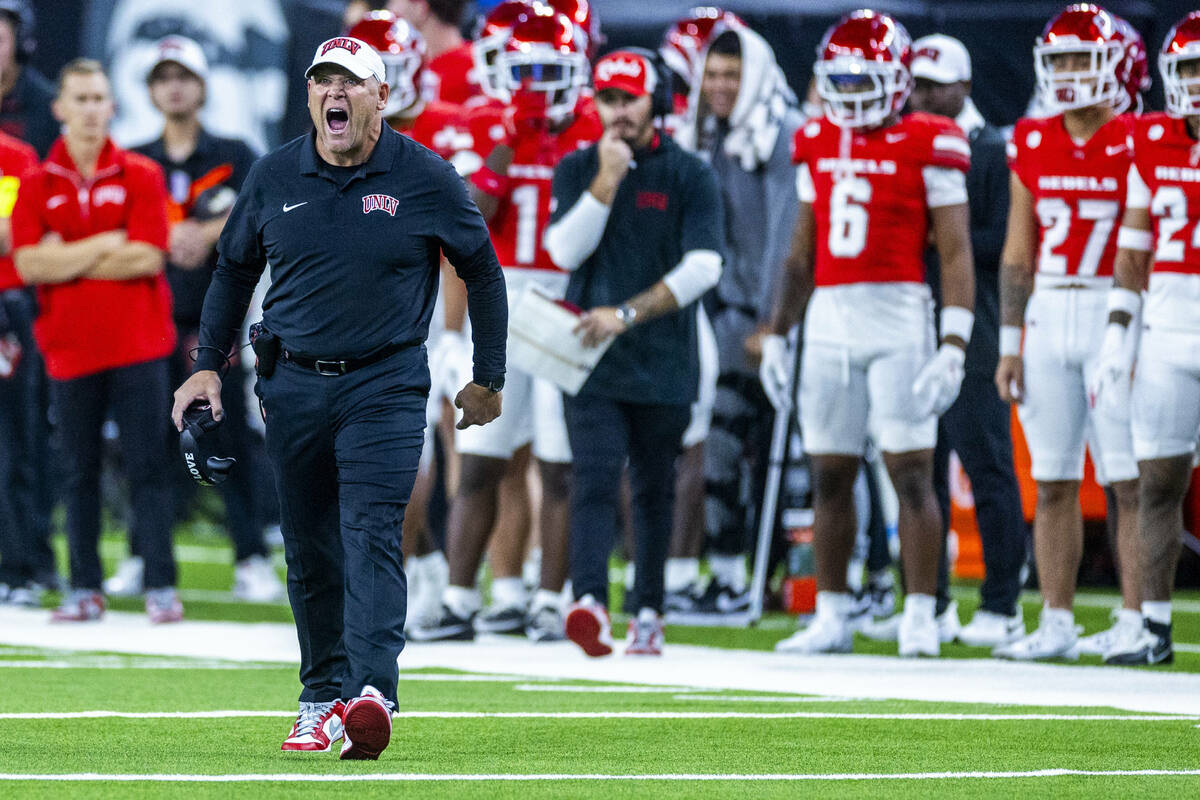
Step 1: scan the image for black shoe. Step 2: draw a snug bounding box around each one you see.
[694,580,751,614]
[525,604,565,642]
[1104,619,1174,666]
[665,585,699,614]
[411,605,475,641]
[475,604,526,635]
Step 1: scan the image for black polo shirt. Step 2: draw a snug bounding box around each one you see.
[550,133,723,405]
[133,129,258,327]
[195,124,507,380]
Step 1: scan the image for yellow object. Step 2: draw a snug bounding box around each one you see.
[0,176,20,218]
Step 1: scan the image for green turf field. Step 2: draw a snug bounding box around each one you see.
[1,529,1198,798]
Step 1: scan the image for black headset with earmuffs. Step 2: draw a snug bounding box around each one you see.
[603,46,674,119]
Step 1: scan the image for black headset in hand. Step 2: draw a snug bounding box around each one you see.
[179,400,236,486]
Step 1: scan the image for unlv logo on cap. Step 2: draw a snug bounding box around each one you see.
[362,193,399,216]
[595,55,646,83]
[321,37,362,56]
[914,46,941,62]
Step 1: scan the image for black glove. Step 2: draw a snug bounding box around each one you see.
[179,400,236,486]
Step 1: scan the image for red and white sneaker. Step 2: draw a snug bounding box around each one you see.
[281,700,345,752]
[145,587,184,624]
[565,594,614,657]
[624,608,664,656]
[340,685,392,760]
[50,590,105,622]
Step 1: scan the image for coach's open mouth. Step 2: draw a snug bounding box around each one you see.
[326,107,349,134]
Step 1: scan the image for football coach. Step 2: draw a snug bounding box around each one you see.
[171,36,507,760]
[545,49,723,657]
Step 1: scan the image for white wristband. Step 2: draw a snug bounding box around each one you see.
[1117,226,1154,252]
[999,325,1022,357]
[1105,286,1142,317]
[940,306,974,344]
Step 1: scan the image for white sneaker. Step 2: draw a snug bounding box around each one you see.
[936,601,961,643]
[957,609,1025,648]
[898,609,940,657]
[1078,610,1143,657]
[775,613,853,654]
[993,615,1079,661]
[857,600,959,644]
[233,555,285,603]
[103,556,144,597]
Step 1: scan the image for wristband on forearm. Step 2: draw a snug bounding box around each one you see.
[1105,286,1141,324]
[940,306,974,346]
[999,325,1022,357]
[470,165,509,199]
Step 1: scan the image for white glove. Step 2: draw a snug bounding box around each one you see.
[759,333,793,411]
[912,343,966,418]
[429,330,473,402]
[1089,322,1132,416]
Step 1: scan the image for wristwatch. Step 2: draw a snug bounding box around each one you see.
[615,303,638,328]
[473,375,505,393]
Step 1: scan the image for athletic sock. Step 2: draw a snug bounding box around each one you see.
[443,585,481,619]
[815,591,852,620]
[1141,601,1171,626]
[903,593,936,622]
[1041,606,1074,630]
[490,576,526,610]
[708,553,746,592]
[665,558,700,593]
[531,589,561,613]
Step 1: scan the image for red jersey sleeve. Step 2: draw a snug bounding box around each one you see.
[791,123,810,166]
[123,155,169,250]
[10,166,46,252]
[916,113,970,172]
[1008,117,1038,192]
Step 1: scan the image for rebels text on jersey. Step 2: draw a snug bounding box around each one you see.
[466,96,602,271]
[793,112,970,286]
[1128,112,1200,275]
[1008,114,1134,279]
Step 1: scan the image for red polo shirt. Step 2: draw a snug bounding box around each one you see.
[0,131,37,291]
[11,137,175,380]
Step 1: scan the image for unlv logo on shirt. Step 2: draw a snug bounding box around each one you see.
[362,193,398,216]
[321,37,361,56]
[92,185,127,206]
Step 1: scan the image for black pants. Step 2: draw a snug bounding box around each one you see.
[934,372,1028,616]
[52,358,176,591]
[166,329,266,562]
[704,372,773,558]
[0,291,55,587]
[565,393,689,614]
[257,347,426,708]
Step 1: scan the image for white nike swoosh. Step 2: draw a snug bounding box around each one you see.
[1105,145,1127,156]
[885,133,907,143]
[282,202,308,213]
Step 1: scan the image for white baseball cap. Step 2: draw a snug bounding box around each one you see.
[912,34,971,84]
[147,36,209,83]
[305,36,385,83]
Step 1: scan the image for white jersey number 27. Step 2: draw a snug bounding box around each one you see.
[1036,197,1119,276]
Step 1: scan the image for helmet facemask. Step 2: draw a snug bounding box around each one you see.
[815,56,910,130]
[1034,40,1123,113]
[498,45,587,124]
[381,49,424,118]
[1162,50,1200,118]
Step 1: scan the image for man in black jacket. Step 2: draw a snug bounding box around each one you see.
[911,34,1028,648]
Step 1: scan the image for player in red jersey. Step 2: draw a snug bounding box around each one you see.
[993,4,1141,662]
[389,0,482,104]
[760,10,975,656]
[415,6,599,644]
[1092,11,1200,666]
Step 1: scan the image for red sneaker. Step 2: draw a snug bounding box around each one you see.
[281,700,345,752]
[340,685,392,760]
[50,590,105,622]
[624,609,665,656]
[565,595,614,657]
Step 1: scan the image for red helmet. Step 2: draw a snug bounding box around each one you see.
[1161,11,1200,117]
[472,0,536,101]
[348,11,426,118]
[497,7,588,122]
[544,0,602,62]
[658,7,745,89]
[1033,4,1129,113]
[814,10,912,130]
[1111,16,1150,114]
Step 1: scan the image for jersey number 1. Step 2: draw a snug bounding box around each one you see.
[513,184,539,265]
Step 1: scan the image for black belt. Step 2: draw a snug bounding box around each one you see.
[281,338,420,376]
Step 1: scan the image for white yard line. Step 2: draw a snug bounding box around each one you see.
[1,769,1199,782]
[4,606,1200,715]
[2,710,1196,722]
[678,695,865,703]
[512,684,694,693]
